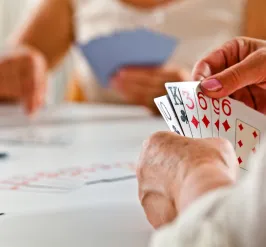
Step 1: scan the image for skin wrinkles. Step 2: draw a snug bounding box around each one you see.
[137,132,238,228]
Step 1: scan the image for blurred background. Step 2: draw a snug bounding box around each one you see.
[0,0,73,105]
[0,0,261,114]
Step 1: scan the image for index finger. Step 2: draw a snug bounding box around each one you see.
[192,37,260,80]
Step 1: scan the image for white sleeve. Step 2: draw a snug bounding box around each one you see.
[150,138,266,247]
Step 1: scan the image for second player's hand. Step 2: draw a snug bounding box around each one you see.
[111,65,190,114]
[192,37,266,114]
[0,45,48,115]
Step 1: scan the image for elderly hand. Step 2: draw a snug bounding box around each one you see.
[193,37,266,114]
[0,45,48,115]
[111,65,190,114]
[137,132,238,228]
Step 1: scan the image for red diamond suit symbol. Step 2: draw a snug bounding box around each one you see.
[222,120,231,132]
[191,116,199,128]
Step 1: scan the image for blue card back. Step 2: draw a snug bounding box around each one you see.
[78,28,178,87]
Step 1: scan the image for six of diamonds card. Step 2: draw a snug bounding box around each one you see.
[155,81,266,171]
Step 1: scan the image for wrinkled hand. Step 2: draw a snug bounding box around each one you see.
[0,45,48,115]
[193,37,266,114]
[111,65,190,114]
[137,132,238,228]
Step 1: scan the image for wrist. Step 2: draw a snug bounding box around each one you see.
[177,162,235,214]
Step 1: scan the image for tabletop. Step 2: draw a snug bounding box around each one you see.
[0,103,168,247]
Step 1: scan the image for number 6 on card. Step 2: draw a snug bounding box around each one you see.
[178,82,213,138]
[219,97,266,169]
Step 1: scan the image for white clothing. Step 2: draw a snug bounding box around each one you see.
[72,0,246,103]
[151,137,266,247]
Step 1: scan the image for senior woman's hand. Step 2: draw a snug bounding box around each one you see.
[137,132,238,228]
[193,37,266,114]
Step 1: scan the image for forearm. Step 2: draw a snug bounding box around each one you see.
[178,163,235,213]
[8,0,74,69]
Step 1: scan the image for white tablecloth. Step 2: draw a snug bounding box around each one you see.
[0,103,168,247]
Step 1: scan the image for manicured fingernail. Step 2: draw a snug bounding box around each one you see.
[201,79,222,91]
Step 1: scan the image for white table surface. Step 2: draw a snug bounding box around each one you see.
[0,103,168,247]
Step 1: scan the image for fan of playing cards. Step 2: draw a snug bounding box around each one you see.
[154,81,266,170]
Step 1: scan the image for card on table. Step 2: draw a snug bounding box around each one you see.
[154,95,184,135]
[77,28,178,87]
[219,97,266,169]
[0,163,137,194]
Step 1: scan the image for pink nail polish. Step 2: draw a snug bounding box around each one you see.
[201,79,222,91]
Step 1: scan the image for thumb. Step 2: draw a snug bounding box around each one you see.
[200,49,266,98]
[141,193,177,229]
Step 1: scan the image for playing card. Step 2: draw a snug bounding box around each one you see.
[219,97,266,168]
[154,95,184,135]
[235,120,261,170]
[177,83,202,138]
[194,84,213,138]
[78,28,177,87]
[210,98,220,137]
[165,83,192,137]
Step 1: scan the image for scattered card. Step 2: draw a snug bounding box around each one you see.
[0,163,136,194]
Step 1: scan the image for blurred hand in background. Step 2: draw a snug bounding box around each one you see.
[111,65,190,114]
[0,46,48,115]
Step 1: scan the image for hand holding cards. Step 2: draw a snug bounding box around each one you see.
[155,81,266,170]
[77,28,177,87]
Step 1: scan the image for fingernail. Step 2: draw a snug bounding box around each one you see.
[201,79,222,91]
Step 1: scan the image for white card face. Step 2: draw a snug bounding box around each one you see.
[178,83,202,138]
[210,98,220,137]
[219,97,266,168]
[165,83,192,137]
[235,120,261,170]
[154,96,184,136]
[194,85,213,138]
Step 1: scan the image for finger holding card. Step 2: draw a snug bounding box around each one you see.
[165,83,192,137]
[154,96,184,135]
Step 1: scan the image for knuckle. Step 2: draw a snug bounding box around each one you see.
[214,137,234,151]
[145,131,169,148]
[137,132,170,176]
[214,137,236,159]
[256,48,266,61]
[229,68,242,86]
[234,36,247,48]
[21,54,34,68]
